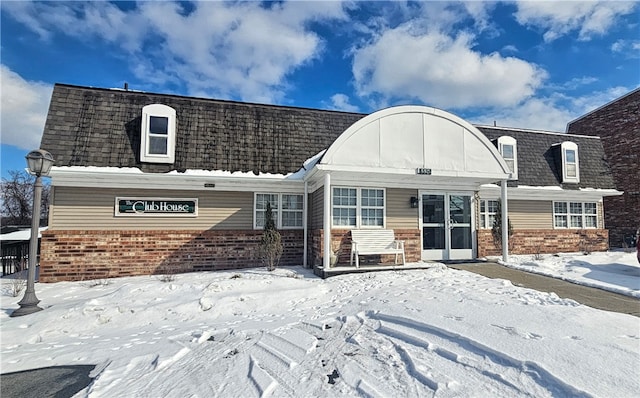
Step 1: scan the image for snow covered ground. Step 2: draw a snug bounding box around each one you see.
[1,252,639,397]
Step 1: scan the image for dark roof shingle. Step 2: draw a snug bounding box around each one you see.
[41,84,365,175]
[478,127,615,189]
[40,84,615,189]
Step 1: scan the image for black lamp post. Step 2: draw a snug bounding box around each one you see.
[11,149,54,317]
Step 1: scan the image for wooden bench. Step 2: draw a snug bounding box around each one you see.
[350,229,405,268]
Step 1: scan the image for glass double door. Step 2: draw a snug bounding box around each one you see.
[420,192,473,260]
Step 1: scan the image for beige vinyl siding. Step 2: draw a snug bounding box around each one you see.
[309,187,324,230]
[50,187,253,230]
[508,200,553,229]
[386,188,419,229]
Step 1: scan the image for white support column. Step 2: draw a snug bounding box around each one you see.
[323,173,331,269]
[501,180,509,263]
[303,181,308,268]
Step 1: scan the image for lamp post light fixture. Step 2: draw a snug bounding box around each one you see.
[11,149,54,317]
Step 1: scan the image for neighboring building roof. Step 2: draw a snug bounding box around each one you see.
[40,84,615,190]
[478,126,615,190]
[41,84,365,175]
[0,227,48,243]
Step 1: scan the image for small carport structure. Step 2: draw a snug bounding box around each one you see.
[301,106,512,270]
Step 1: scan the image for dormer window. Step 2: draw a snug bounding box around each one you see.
[497,136,517,179]
[141,104,176,164]
[560,141,579,183]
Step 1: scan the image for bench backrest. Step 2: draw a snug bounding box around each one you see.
[351,229,396,250]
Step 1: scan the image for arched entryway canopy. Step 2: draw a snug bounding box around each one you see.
[305,105,511,189]
[302,105,512,269]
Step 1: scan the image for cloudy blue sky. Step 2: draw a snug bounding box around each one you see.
[1,1,639,178]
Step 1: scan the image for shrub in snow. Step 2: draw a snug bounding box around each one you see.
[157,266,180,282]
[2,271,26,297]
[577,231,595,255]
[259,202,283,272]
[83,279,111,288]
[158,273,176,283]
[492,199,513,251]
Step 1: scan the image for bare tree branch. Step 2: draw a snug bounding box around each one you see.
[1,170,50,227]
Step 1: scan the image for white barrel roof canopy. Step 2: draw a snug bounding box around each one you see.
[320,106,511,181]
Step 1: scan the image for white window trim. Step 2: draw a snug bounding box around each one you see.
[497,136,518,180]
[560,141,579,183]
[141,104,176,164]
[553,201,597,229]
[479,199,499,229]
[331,187,386,229]
[253,193,303,230]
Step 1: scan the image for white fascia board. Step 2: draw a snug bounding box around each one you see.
[479,184,623,201]
[314,164,508,180]
[304,167,501,193]
[49,169,304,193]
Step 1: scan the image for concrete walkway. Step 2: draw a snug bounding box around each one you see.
[448,262,640,317]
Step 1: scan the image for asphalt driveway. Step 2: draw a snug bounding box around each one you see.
[0,365,95,398]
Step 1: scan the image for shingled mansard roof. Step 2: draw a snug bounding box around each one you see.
[478,126,615,190]
[41,84,615,190]
[41,84,364,175]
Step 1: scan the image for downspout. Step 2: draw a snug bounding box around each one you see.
[323,173,331,269]
[303,181,308,268]
[501,180,509,263]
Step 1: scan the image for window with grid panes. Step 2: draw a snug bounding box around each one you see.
[554,202,568,228]
[361,189,384,227]
[553,201,597,229]
[281,194,303,228]
[332,188,357,227]
[584,202,597,228]
[255,193,303,229]
[332,188,385,228]
[569,202,583,228]
[255,193,279,228]
[480,199,498,229]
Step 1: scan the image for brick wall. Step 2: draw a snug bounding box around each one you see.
[309,229,421,266]
[477,229,609,257]
[567,89,640,246]
[40,229,304,282]
[309,228,608,263]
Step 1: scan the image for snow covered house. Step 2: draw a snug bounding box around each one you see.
[38,84,620,281]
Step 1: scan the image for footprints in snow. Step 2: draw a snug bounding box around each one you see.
[491,324,544,340]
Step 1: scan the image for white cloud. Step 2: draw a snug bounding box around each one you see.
[513,1,637,42]
[460,1,499,34]
[547,76,598,91]
[472,96,575,132]
[2,1,146,51]
[611,39,640,56]
[569,86,631,116]
[471,86,633,132]
[0,65,53,150]
[1,1,53,40]
[4,1,349,103]
[329,93,360,112]
[351,23,547,109]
